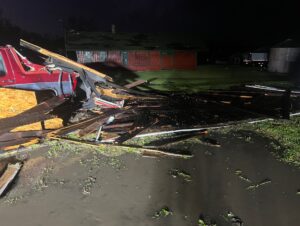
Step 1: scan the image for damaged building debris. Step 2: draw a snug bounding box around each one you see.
[1,40,300,197]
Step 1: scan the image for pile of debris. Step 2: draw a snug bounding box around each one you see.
[0,40,300,156]
[1,40,300,194]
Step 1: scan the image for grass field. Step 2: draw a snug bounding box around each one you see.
[254,117,300,166]
[225,117,300,166]
[135,65,289,92]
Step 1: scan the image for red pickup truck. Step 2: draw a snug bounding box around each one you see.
[0,45,77,96]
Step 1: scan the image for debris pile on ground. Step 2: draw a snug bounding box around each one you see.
[1,40,300,196]
[2,83,300,159]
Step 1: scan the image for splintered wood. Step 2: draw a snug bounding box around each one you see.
[0,162,22,196]
[1,83,300,160]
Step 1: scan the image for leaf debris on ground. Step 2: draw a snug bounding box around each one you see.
[153,207,173,218]
[169,169,192,182]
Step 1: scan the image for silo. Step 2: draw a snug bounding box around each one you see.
[268,39,300,73]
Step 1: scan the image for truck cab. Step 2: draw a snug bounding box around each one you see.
[0,45,78,96]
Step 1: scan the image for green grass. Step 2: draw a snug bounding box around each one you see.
[252,118,300,166]
[227,117,300,166]
[135,65,288,92]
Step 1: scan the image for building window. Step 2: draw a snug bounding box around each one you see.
[0,54,7,76]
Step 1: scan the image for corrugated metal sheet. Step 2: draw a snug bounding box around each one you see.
[76,51,107,64]
[121,51,128,65]
[160,51,174,70]
[99,51,107,62]
[127,51,162,71]
[107,51,122,64]
[174,51,197,70]
[149,51,161,70]
[76,51,85,63]
[76,50,197,71]
[128,51,150,71]
[268,48,300,73]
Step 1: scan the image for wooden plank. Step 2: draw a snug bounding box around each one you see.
[106,81,153,97]
[0,161,8,176]
[0,137,38,149]
[78,108,131,137]
[124,80,147,89]
[103,122,134,129]
[114,118,159,144]
[0,97,65,134]
[20,96,65,116]
[0,130,45,142]
[0,163,22,196]
[20,39,113,82]
[52,115,104,136]
[79,112,124,136]
[0,113,54,135]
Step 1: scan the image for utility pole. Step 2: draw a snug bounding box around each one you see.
[58,18,68,57]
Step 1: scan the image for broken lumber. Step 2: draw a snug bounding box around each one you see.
[50,115,104,136]
[103,122,134,129]
[20,39,113,82]
[78,109,128,136]
[114,118,159,144]
[125,80,147,89]
[0,137,40,149]
[0,131,46,142]
[0,112,54,135]
[0,162,22,196]
[0,96,65,134]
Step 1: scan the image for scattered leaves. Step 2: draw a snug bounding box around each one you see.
[235,169,252,183]
[153,207,173,218]
[169,169,192,182]
[246,179,271,191]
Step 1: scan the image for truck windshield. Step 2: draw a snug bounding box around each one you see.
[0,54,7,76]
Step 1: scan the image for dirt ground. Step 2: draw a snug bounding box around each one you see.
[0,131,300,226]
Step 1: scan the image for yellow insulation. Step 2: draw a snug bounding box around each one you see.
[0,88,63,131]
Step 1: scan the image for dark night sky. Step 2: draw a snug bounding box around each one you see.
[1,0,299,45]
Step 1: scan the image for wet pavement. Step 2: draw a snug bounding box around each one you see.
[0,131,299,226]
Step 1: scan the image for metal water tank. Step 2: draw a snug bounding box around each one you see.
[268,48,300,73]
[268,39,300,73]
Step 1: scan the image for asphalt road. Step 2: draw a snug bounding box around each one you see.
[0,131,299,226]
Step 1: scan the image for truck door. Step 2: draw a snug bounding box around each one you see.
[0,51,15,85]
[0,53,7,76]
